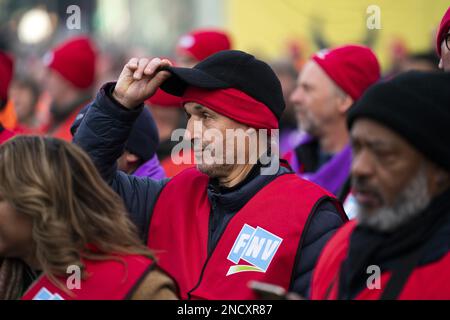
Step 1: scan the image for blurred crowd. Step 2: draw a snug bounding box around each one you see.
[0,5,449,301]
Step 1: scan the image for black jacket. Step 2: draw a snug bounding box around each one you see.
[73,83,346,298]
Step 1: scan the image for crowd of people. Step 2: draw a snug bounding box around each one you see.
[0,6,449,300]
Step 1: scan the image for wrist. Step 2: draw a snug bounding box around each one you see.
[112,89,136,109]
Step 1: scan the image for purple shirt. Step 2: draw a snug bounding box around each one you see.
[133,154,166,180]
[288,135,352,195]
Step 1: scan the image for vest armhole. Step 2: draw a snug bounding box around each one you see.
[288,195,342,293]
[124,261,156,300]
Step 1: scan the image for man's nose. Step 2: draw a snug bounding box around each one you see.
[351,149,375,180]
[290,86,304,106]
[185,118,203,141]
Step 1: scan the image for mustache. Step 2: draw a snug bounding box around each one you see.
[191,139,221,152]
[352,177,383,199]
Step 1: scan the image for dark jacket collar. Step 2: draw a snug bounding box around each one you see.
[207,161,291,215]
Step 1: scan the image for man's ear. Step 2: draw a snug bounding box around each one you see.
[125,151,140,164]
[337,94,354,114]
[427,162,450,194]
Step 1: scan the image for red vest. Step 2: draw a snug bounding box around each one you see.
[40,103,86,142]
[311,220,450,300]
[147,167,341,300]
[22,255,154,300]
[0,127,14,144]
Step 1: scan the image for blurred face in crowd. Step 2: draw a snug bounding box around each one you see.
[117,151,141,174]
[439,32,450,71]
[9,82,37,123]
[148,105,183,141]
[275,69,298,129]
[44,69,79,111]
[0,195,34,264]
[184,102,260,182]
[176,53,199,68]
[290,61,349,138]
[350,119,450,231]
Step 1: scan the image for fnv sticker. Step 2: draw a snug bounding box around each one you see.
[227,224,282,276]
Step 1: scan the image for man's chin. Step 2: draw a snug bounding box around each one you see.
[197,163,224,177]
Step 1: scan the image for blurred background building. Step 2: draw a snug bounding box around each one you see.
[0,0,448,70]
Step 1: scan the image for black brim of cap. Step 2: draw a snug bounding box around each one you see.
[160,66,230,97]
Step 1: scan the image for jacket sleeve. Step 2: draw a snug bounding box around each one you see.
[73,83,168,240]
[290,200,345,298]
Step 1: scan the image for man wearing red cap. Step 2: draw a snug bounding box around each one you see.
[40,36,97,141]
[437,6,450,71]
[0,50,15,144]
[176,29,232,67]
[287,45,380,216]
[74,51,347,300]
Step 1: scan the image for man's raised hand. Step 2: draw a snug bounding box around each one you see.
[112,57,172,109]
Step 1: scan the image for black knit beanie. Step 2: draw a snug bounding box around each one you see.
[348,71,450,171]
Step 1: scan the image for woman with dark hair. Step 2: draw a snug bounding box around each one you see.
[0,136,177,300]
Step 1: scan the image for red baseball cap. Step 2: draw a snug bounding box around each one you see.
[312,45,381,101]
[176,29,232,62]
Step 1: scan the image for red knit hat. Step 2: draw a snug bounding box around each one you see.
[312,45,380,101]
[176,29,232,61]
[45,36,97,89]
[0,51,14,102]
[436,7,450,57]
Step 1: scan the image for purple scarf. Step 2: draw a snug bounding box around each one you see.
[133,154,166,180]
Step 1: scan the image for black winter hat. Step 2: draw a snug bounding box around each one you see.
[160,50,286,121]
[71,105,159,162]
[348,71,450,171]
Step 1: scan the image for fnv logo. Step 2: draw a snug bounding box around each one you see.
[33,287,64,300]
[227,224,282,276]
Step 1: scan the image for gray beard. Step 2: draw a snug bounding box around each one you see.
[357,166,431,232]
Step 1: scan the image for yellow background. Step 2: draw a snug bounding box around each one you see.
[225,0,449,69]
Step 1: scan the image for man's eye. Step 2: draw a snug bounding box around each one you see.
[374,149,394,160]
[202,112,210,119]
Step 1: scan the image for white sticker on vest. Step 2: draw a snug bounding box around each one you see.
[226,224,283,276]
[33,287,65,300]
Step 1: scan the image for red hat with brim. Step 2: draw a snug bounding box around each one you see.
[176,29,232,62]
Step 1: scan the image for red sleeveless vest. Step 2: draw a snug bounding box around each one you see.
[311,220,450,300]
[22,255,154,300]
[147,167,341,300]
[0,127,14,144]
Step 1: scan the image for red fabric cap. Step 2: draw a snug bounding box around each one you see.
[0,51,14,102]
[46,36,97,89]
[176,29,232,61]
[437,7,450,57]
[312,45,380,101]
[181,87,278,129]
